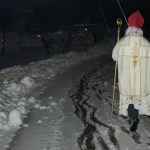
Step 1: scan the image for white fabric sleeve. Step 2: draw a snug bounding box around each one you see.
[112,44,118,61]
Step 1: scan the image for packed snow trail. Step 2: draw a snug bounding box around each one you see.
[7,56,110,150]
[70,61,120,150]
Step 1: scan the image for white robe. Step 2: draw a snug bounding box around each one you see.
[112,27,150,116]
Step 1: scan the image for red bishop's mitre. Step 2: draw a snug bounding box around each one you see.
[128,11,144,28]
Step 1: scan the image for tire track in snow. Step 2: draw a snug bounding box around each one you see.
[84,97,120,149]
[72,60,150,149]
[70,68,120,150]
[71,87,96,150]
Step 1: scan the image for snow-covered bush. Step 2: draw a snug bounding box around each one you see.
[8,109,22,127]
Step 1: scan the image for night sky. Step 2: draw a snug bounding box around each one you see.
[0,0,149,31]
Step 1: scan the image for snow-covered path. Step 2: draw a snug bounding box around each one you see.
[7,57,109,150]
[1,42,150,150]
[6,55,150,150]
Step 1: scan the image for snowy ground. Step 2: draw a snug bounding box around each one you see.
[0,41,150,150]
[69,63,150,150]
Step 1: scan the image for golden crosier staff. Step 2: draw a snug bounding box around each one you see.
[111,18,122,119]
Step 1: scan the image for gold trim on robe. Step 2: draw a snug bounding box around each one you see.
[113,35,150,116]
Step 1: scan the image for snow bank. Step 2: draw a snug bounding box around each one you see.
[0,42,111,131]
[0,41,112,83]
[0,76,37,130]
[20,76,35,88]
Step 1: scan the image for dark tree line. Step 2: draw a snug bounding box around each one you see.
[0,0,104,55]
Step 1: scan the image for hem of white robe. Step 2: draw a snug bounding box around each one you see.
[119,94,150,117]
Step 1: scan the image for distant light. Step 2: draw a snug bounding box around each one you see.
[36,34,41,37]
[85,28,88,31]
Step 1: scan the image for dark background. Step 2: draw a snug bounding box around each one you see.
[0,0,149,69]
[0,0,149,32]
